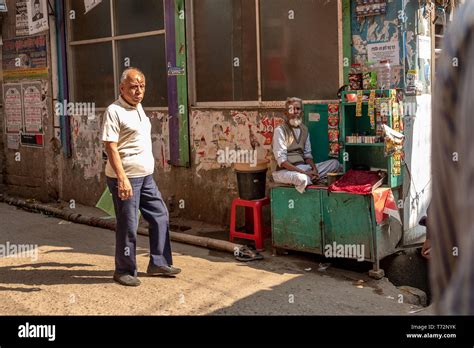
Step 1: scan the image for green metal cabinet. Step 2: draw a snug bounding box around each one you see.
[271,186,402,277]
[321,191,373,260]
[271,187,323,253]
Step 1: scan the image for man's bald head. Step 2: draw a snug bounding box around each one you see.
[120,67,145,84]
[119,67,146,106]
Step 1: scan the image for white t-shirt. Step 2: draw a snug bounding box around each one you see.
[101,96,154,178]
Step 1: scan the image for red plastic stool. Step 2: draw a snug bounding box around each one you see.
[230,197,270,251]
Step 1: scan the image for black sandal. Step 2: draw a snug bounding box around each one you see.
[235,245,264,262]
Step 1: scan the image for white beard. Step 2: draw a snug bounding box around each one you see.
[289,118,302,128]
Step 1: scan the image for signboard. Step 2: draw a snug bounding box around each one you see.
[367,40,400,66]
[308,112,321,122]
[20,133,44,148]
[2,35,48,80]
[167,66,185,76]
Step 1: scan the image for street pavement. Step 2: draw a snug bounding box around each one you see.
[0,202,431,315]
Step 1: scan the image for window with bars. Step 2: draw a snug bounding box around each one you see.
[66,0,168,108]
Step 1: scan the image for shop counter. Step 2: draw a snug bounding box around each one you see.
[271,185,403,278]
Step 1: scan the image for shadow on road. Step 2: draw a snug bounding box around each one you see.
[0,262,112,290]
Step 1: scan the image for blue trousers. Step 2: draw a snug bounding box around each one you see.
[106,175,173,276]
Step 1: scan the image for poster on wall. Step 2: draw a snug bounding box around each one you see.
[7,134,21,150]
[417,35,431,60]
[27,0,48,35]
[3,83,24,133]
[16,0,29,36]
[367,40,400,66]
[22,81,43,133]
[355,0,387,18]
[0,0,7,11]
[84,0,102,14]
[2,35,48,80]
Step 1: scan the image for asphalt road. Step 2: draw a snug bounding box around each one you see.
[0,202,430,315]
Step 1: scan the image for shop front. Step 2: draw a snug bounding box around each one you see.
[0,0,432,238]
[269,0,435,277]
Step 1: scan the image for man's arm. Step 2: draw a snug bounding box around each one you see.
[279,160,307,173]
[102,108,133,200]
[104,142,133,200]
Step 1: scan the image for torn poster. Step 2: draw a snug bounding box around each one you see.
[84,0,102,14]
[16,0,29,36]
[7,134,21,150]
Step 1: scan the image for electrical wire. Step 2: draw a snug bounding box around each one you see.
[403,161,431,207]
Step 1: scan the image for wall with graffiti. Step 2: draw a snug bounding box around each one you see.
[190,109,285,177]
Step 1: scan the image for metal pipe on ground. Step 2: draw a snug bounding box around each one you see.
[0,194,240,254]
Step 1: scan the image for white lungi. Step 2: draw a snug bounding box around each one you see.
[272,159,342,193]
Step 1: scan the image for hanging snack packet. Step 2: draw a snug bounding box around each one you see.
[382,124,404,157]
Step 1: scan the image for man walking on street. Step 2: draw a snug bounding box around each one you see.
[102,67,180,287]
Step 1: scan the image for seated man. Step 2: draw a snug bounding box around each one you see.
[272,97,342,193]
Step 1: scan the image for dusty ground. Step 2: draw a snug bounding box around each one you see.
[0,202,432,315]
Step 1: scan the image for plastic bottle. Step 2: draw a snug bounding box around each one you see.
[349,64,363,90]
[377,60,392,90]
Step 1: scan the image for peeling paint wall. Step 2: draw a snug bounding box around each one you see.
[0,0,58,202]
[149,111,171,173]
[58,107,284,226]
[190,109,284,177]
[71,116,103,181]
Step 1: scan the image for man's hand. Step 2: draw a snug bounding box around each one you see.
[118,176,133,200]
[305,169,319,182]
[421,238,431,260]
[104,142,132,200]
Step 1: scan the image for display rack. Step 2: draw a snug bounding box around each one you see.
[340,89,403,188]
